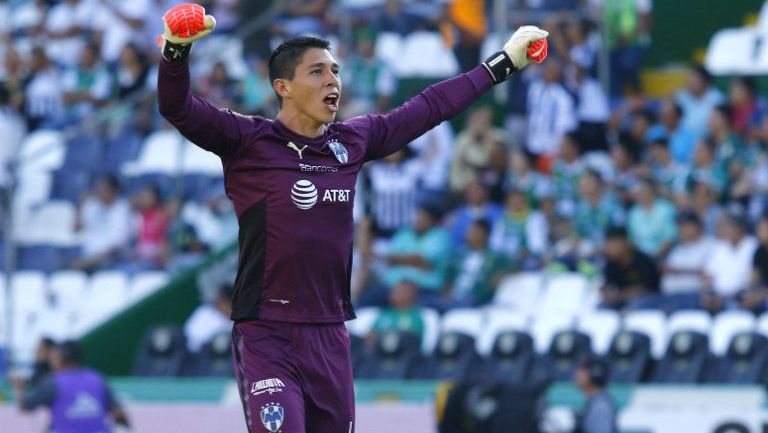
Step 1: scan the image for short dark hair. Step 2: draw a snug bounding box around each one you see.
[606,225,628,241]
[471,218,492,235]
[57,340,82,366]
[268,36,332,106]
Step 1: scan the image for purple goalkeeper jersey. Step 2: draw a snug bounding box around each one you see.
[158,59,492,323]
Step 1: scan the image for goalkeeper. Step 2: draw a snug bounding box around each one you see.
[156,3,547,433]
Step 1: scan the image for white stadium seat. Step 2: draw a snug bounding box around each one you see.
[18,129,65,173]
[122,129,184,176]
[11,271,48,311]
[477,308,529,356]
[531,313,575,354]
[48,270,87,313]
[21,201,78,246]
[346,307,379,337]
[667,310,712,335]
[493,272,543,315]
[624,310,668,359]
[129,271,169,303]
[420,308,441,355]
[710,310,755,356]
[181,141,222,175]
[537,272,590,318]
[440,308,484,338]
[578,310,620,355]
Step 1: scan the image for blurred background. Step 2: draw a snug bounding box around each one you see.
[2,0,768,432]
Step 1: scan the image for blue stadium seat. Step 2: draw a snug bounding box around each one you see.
[709,332,768,384]
[105,132,143,173]
[651,331,709,383]
[49,169,91,203]
[540,330,592,382]
[192,330,233,377]
[62,134,104,170]
[482,331,535,386]
[420,331,478,381]
[133,325,188,377]
[16,245,62,272]
[606,330,653,383]
[357,330,422,380]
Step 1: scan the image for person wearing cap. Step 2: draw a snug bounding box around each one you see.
[702,211,758,313]
[660,211,716,312]
[14,341,130,433]
[573,357,618,433]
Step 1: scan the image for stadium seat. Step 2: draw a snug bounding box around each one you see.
[128,271,169,303]
[421,309,483,381]
[122,130,184,176]
[477,308,529,356]
[755,311,768,336]
[181,142,222,176]
[49,169,90,203]
[667,310,712,336]
[133,324,188,377]
[537,273,589,319]
[104,131,143,173]
[48,270,87,313]
[15,244,63,272]
[493,272,543,316]
[16,171,53,209]
[530,313,575,354]
[18,129,65,173]
[22,201,77,246]
[577,310,620,356]
[651,330,709,383]
[357,330,423,380]
[78,271,129,332]
[192,330,233,377]
[11,271,48,312]
[710,311,755,356]
[482,329,535,386]
[540,330,592,382]
[712,332,768,384]
[346,307,379,376]
[374,32,403,73]
[62,134,103,170]
[420,308,441,355]
[399,31,459,77]
[624,310,668,359]
[606,330,653,383]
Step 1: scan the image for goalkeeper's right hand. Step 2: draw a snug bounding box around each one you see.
[159,3,216,62]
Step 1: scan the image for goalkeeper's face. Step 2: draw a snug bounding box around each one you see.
[284,48,342,125]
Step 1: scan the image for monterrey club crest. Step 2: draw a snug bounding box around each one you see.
[260,403,284,432]
[327,139,348,164]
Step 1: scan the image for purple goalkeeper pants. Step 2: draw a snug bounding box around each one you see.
[232,320,355,433]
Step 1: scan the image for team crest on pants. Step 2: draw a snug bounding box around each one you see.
[260,403,284,432]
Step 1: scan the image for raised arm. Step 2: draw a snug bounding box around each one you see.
[156,3,243,158]
[350,25,548,161]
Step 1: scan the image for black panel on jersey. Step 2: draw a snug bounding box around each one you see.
[231,201,267,321]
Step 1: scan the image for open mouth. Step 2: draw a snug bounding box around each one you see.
[323,92,339,112]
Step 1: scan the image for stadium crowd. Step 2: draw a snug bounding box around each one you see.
[2,0,768,338]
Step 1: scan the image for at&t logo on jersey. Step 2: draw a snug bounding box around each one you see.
[250,378,285,396]
[291,180,318,209]
[323,189,350,203]
[260,403,284,432]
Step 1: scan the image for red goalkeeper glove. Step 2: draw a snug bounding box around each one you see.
[158,3,216,62]
[482,25,549,84]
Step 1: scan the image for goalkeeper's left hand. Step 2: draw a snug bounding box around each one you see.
[482,25,549,84]
[158,2,216,62]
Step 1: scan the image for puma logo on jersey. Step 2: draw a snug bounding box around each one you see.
[287,141,307,159]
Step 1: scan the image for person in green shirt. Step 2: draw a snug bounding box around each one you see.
[367,280,425,344]
[627,178,677,258]
[445,219,514,308]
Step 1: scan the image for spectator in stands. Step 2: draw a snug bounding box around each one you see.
[682,138,727,197]
[14,341,130,433]
[373,0,426,35]
[449,106,506,194]
[573,357,618,433]
[408,121,455,209]
[0,83,26,189]
[648,100,697,165]
[62,43,112,121]
[24,46,64,130]
[71,176,132,272]
[366,280,424,344]
[728,76,764,138]
[602,0,652,102]
[440,0,487,72]
[551,133,584,217]
[116,43,150,99]
[740,214,768,313]
[570,65,609,152]
[688,181,724,236]
[660,211,715,312]
[197,61,240,109]
[445,180,503,249]
[92,0,149,64]
[709,105,751,203]
[184,283,234,353]
[609,141,641,206]
[45,0,95,69]
[163,197,209,272]
[365,148,421,238]
[627,178,677,258]
[647,138,686,202]
[29,337,56,388]
[701,211,758,313]
[445,219,513,308]
[271,0,332,37]
[675,66,724,137]
[505,149,552,209]
[571,169,624,258]
[242,56,275,116]
[383,206,452,307]
[490,188,548,267]
[600,226,661,310]
[122,184,171,272]
[526,58,577,169]
[342,29,397,117]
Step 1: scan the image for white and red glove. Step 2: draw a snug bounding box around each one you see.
[158,3,216,62]
[482,25,549,84]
